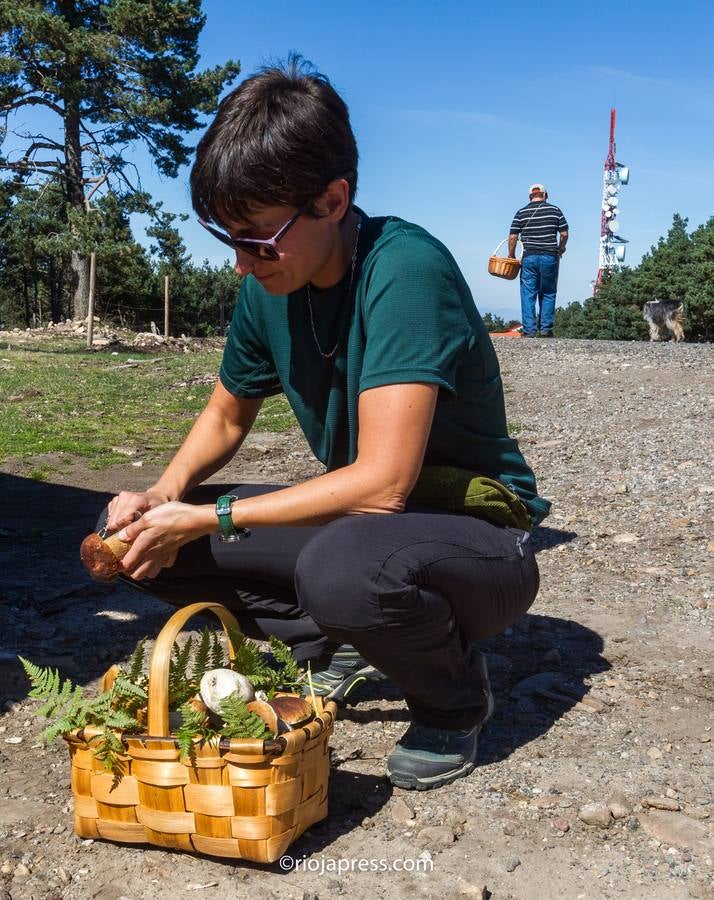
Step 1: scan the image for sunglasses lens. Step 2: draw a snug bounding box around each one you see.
[236,241,279,261]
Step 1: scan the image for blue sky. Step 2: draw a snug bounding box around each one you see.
[6,0,714,319]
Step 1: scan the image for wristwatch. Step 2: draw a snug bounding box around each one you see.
[215,494,252,542]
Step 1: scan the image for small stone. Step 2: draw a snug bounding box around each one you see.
[530,795,559,809]
[416,825,456,850]
[684,806,711,820]
[389,797,415,823]
[609,799,631,820]
[56,867,71,885]
[647,747,663,760]
[641,796,681,811]
[0,862,12,876]
[505,856,521,872]
[700,735,712,743]
[640,811,714,853]
[613,532,638,544]
[577,802,613,828]
[552,817,570,832]
[502,822,518,836]
[13,863,30,877]
[691,598,708,610]
[442,805,468,828]
[4,737,22,744]
[666,788,678,799]
[452,880,491,897]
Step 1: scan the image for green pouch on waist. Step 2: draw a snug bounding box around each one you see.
[409,465,532,531]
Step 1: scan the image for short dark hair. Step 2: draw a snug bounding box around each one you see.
[191,54,358,225]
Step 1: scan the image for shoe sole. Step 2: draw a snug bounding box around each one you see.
[387,757,478,791]
[311,666,387,705]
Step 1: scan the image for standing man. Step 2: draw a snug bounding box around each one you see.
[508,184,568,337]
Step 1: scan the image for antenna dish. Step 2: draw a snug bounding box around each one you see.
[615,245,626,261]
[608,220,620,233]
[618,166,629,184]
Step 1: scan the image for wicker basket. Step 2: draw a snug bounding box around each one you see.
[63,602,337,863]
[488,239,521,280]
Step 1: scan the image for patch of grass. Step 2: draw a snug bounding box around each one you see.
[509,422,522,435]
[27,463,59,481]
[0,340,296,470]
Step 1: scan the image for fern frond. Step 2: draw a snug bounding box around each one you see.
[191,628,213,681]
[88,730,127,776]
[20,657,61,701]
[226,629,271,685]
[219,694,271,739]
[125,638,148,682]
[169,637,196,708]
[267,636,303,688]
[171,637,194,683]
[175,702,213,762]
[210,631,226,669]
[112,676,148,703]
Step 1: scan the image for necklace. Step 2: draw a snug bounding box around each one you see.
[306,216,362,359]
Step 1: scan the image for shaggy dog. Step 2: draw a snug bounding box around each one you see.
[643,300,685,343]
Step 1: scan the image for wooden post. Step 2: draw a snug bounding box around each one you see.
[86,251,97,349]
[164,275,170,338]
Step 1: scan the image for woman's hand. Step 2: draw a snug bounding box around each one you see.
[106,488,173,533]
[116,501,216,581]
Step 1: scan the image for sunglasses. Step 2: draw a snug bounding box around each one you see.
[198,208,304,261]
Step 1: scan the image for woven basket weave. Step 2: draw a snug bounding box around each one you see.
[488,239,521,280]
[63,602,337,863]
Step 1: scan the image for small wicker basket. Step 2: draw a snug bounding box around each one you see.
[63,602,337,863]
[488,239,521,280]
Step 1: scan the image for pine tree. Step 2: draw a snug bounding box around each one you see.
[0,1,240,317]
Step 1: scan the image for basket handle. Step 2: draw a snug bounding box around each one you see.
[492,237,522,258]
[147,601,243,737]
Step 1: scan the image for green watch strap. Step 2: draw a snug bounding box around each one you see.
[215,494,251,542]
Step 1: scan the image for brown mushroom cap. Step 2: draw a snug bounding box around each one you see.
[80,533,122,581]
[269,695,314,728]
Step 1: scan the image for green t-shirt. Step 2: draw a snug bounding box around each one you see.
[220,210,550,526]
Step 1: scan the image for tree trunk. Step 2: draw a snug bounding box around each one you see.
[64,77,88,319]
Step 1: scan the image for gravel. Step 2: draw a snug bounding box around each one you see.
[0,336,712,899]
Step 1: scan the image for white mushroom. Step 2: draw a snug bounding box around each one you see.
[199,668,255,714]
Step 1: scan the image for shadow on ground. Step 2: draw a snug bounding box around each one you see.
[1,474,600,763]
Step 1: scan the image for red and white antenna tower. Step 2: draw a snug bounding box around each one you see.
[595,108,629,288]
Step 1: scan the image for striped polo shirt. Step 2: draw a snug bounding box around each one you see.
[510,201,568,257]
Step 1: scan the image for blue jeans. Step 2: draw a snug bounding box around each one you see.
[520,254,559,335]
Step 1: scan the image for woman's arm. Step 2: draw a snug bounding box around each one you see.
[118,382,438,578]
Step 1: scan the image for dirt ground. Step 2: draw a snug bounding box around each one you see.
[0,337,712,900]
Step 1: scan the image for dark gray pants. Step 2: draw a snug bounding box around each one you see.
[102,483,539,729]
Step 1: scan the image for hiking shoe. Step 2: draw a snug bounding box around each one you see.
[386,722,483,790]
[386,648,494,790]
[304,645,386,704]
[539,330,554,338]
